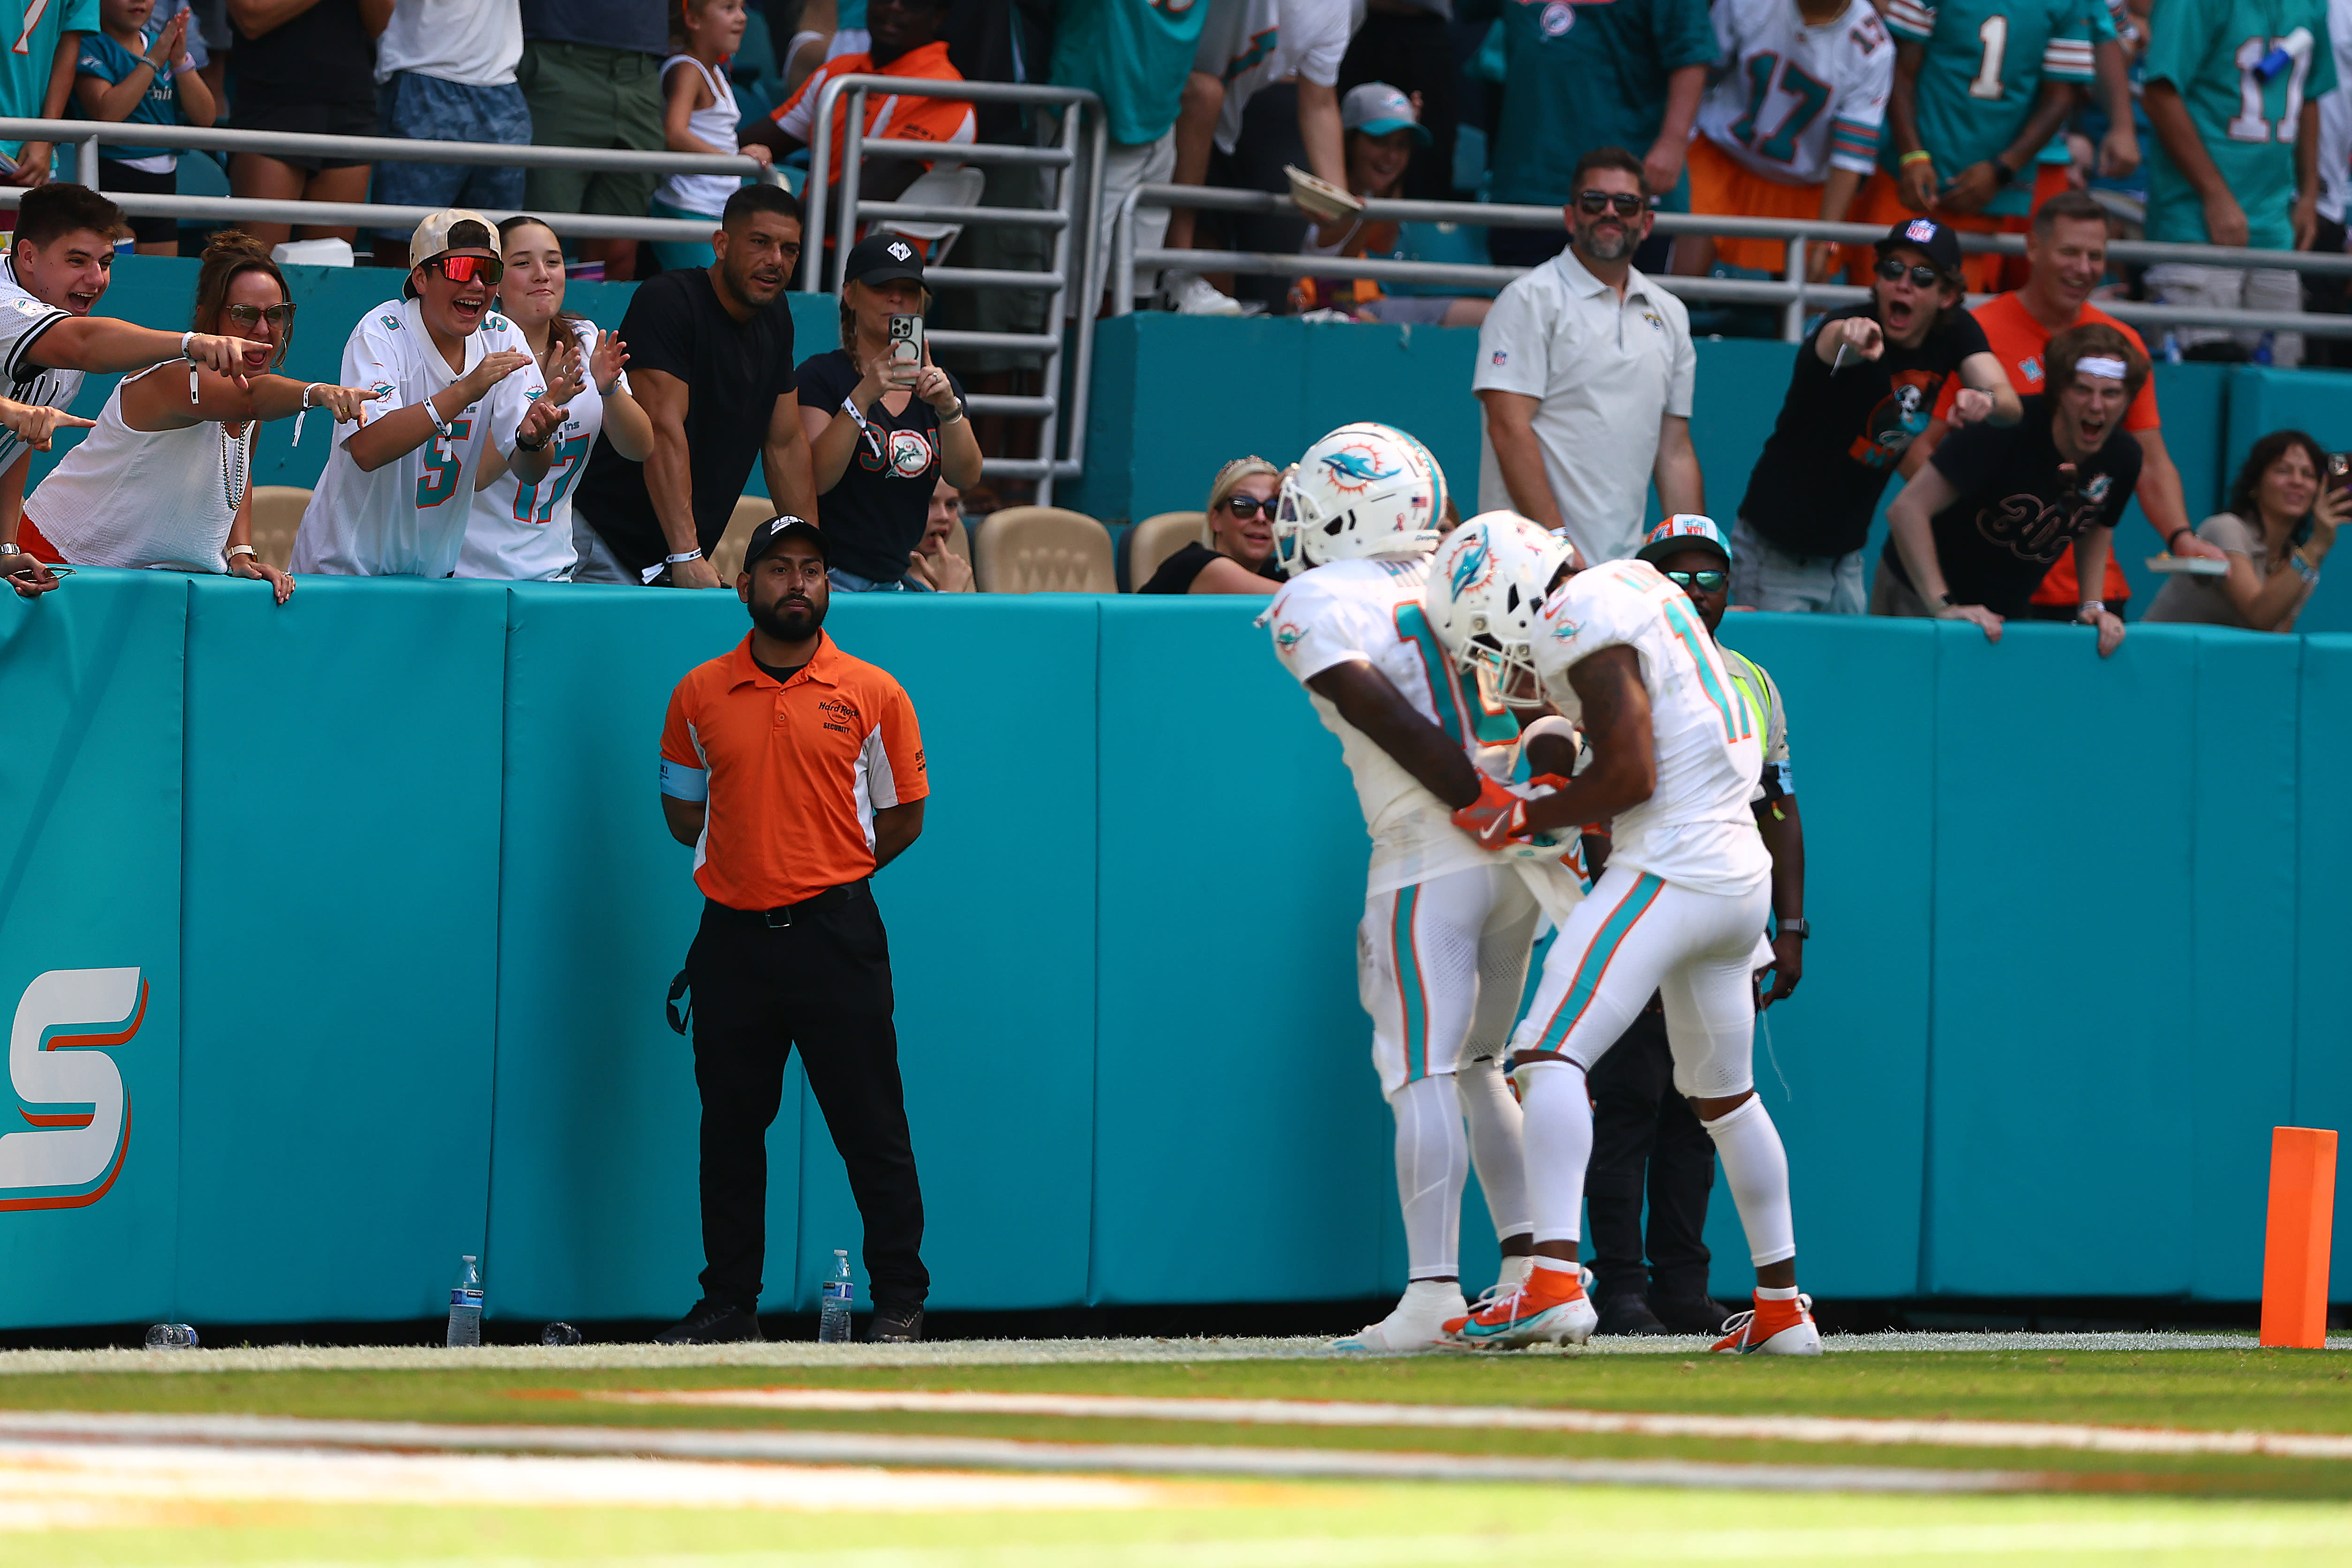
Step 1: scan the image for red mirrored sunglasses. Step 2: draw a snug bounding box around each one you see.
[430,253,504,286]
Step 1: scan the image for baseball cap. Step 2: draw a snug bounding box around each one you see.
[408,209,500,270]
[1636,514,1733,569]
[741,515,827,572]
[1874,215,1964,280]
[843,231,925,288]
[1341,82,1431,146]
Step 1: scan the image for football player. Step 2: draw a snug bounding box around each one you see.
[1442,524,1819,1356]
[1264,431,1584,1352]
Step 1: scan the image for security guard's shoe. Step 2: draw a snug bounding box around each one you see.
[1593,1291,1672,1336]
[654,1300,764,1345]
[868,1300,925,1343]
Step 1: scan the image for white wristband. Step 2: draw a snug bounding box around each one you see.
[180,331,197,362]
[225,544,257,561]
[665,549,703,564]
[291,383,324,445]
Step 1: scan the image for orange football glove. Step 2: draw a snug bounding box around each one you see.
[1452,773,1532,850]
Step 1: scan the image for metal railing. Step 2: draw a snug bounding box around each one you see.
[0,118,782,243]
[1113,184,2352,343]
[799,76,1104,500]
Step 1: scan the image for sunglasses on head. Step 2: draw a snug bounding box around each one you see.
[1663,569,1728,592]
[1875,257,1944,289]
[1223,494,1274,519]
[430,254,503,286]
[221,302,295,328]
[1575,189,1647,218]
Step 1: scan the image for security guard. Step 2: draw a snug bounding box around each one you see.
[656,516,931,1343]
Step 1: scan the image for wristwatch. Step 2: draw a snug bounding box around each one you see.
[514,426,551,452]
[1779,918,1810,939]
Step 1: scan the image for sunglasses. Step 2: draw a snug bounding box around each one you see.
[1223,494,1274,519]
[1663,569,1728,592]
[221,302,295,328]
[430,254,504,286]
[1874,257,1944,289]
[1575,189,1647,218]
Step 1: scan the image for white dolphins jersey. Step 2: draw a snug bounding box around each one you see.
[1270,555,1583,899]
[1696,0,1893,186]
[1530,559,1772,896]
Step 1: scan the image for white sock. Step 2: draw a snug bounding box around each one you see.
[1702,1095,1797,1268]
[1494,1254,1534,1291]
[1390,1075,1467,1281]
[1756,1285,1801,1302]
[1456,1053,1530,1240]
[1517,1059,1592,1250]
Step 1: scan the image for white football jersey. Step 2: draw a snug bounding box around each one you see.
[1269,554,1580,900]
[0,252,84,475]
[1696,0,1893,186]
[1530,560,1772,897]
[459,318,627,581]
[292,297,542,579]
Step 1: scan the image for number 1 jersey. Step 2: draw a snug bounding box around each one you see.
[1879,0,2096,216]
[292,296,541,579]
[1696,0,1894,187]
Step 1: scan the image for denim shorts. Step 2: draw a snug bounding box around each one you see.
[373,72,533,233]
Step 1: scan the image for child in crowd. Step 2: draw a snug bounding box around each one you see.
[74,0,217,257]
[1292,84,1489,327]
[652,0,774,274]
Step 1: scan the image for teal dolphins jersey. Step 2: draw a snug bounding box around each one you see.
[1881,0,2096,214]
[2141,0,2337,247]
[0,0,98,161]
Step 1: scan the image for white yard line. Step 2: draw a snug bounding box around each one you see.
[0,1330,2337,1377]
[597,1385,2352,1461]
[0,1410,2036,1495]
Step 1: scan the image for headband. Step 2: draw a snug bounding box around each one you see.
[2075,355,2129,381]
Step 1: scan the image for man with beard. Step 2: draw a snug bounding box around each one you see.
[656,517,933,1344]
[1473,147,1702,570]
[1732,217,2018,613]
[573,184,821,586]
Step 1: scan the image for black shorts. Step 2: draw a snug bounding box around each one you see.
[225,87,376,171]
[97,160,179,246]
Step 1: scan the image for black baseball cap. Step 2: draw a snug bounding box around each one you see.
[741,515,826,570]
[1875,216,1965,280]
[843,231,925,287]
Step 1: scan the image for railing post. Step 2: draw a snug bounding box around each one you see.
[76,135,97,189]
[1782,235,1808,343]
[803,77,841,291]
[833,87,867,292]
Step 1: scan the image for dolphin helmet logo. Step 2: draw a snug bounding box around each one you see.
[1448,535,1492,597]
[1320,445,1404,492]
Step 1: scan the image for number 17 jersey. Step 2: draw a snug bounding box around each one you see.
[1696,0,1894,186]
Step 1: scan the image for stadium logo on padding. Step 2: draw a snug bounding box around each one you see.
[0,968,144,1212]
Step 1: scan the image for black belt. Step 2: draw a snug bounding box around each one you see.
[705,881,862,929]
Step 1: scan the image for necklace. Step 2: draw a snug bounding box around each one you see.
[219,418,252,515]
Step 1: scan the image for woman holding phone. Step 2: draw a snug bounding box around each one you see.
[2143,430,2347,632]
[796,232,982,592]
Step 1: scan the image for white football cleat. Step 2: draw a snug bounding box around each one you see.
[1165,269,1244,317]
[1711,1292,1822,1356]
[1333,1280,1469,1353]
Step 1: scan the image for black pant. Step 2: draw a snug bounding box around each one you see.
[1585,999,1715,1302]
[685,883,927,1314]
[1338,8,1459,203]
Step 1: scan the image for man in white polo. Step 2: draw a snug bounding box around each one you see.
[1474,146,1702,567]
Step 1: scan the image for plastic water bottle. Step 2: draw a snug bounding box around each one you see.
[143,1323,198,1350]
[819,1250,854,1343]
[446,1255,484,1347]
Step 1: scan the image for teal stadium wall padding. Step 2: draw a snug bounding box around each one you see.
[8,580,2352,1325]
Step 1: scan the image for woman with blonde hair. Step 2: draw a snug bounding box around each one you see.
[16,229,380,602]
[1138,455,1283,594]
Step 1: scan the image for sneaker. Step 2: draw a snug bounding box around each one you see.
[654,1300,763,1345]
[1711,1291,1821,1355]
[1333,1280,1469,1353]
[1594,1292,1671,1336]
[867,1300,925,1343]
[1651,1293,1735,1336]
[1443,1266,1598,1350]
[1165,269,1243,316]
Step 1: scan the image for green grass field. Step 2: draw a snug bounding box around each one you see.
[5,1344,2351,1564]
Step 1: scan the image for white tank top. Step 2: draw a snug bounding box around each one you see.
[655,55,742,217]
[26,365,254,573]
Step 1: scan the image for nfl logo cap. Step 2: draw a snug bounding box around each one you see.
[1874,215,1965,280]
[844,231,926,287]
[1636,513,1732,568]
[409,208,500,270]
[742,514,828,571]
[1341,82,1432,145]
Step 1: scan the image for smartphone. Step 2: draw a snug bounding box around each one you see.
[2329,452,2352,498]
[887,313,923,385]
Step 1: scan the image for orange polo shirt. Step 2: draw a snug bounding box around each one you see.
[659,632,928,910]
[771,41,977,188]
[1932,292,2159,605]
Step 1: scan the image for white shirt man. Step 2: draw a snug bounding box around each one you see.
[1473,152,1701,568]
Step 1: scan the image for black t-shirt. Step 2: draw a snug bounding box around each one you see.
[1880,395,2144,616]
[1740,303,1992,558]
[576,268,799,576]
[793,348,965,586]
[1139,541,1280,594]
[230,0,375,106]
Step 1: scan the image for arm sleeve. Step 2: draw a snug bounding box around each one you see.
[2139,0,2215,90]
[774,60,827,140]
[337,311,407,443]
[1882,0,1936,46]
[1266,576,1372,684]
[62,0,99,30]
[1470,281,1550,396]
[1926,417,2007,493]
[2310,19,2340,97]
[2198,512,2258,555]
[1278,0,1358,87]
[1658,0,1719,72]
[1666,310,1697,419]
[1532,570,1644,687]
[622,279,694,384]
[872,682,930,806]
[0,295,69,383]
[2042,12,2096,82]
[75,39,111,79]
[1827,32,1895,173]
[659,686,709,800]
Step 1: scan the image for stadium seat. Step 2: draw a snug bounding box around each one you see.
[1121,510,1206,590]
[710,494,780,581]
[248,485,310,570]
[941,512,972,568]
[972,506,1115,594]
